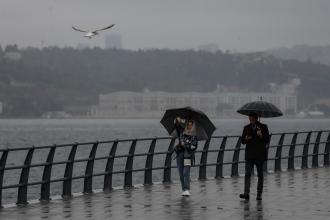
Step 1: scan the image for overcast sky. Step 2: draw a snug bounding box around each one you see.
[1,0,330,51]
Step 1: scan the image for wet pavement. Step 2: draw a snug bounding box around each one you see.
[0,167,329,220]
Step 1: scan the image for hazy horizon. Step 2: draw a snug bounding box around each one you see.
[1,0,330,51]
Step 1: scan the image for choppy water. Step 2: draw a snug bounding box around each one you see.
[0,118,329,205]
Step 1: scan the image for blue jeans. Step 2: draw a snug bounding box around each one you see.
[176,151,191,191]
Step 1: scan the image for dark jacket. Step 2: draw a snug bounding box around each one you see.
[241,121,270,161]
[174,121,198,161]
[182,134,198,159]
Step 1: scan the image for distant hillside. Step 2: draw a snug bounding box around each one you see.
[0,45,330,117]
[268,44,330,66]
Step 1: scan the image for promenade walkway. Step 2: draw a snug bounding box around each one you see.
[0,167,329,220]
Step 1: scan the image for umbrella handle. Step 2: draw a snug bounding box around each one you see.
[175,125,183,145]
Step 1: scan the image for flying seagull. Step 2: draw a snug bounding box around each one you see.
[72,24,115,39]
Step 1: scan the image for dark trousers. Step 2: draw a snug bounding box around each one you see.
[244,160,264,195]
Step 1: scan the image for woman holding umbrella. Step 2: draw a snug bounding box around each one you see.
[160,106,216,197]
[174,117,198,196]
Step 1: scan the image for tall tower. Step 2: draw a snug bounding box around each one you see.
[105,33,123,49]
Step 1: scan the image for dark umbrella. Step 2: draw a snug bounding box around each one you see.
[160,106,216,140]
[237,100,283,118]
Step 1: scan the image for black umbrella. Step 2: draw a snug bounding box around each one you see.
[237,100,283,118]
[160,106,216,140]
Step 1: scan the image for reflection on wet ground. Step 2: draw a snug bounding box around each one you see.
[0,167,329,219]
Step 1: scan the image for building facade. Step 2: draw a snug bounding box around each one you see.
[91,91,297,118]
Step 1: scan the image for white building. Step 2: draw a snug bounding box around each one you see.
[91,91,297,118]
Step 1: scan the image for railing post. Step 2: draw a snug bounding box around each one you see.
[274,133,285,172]
[263,134,272,173]
[0,150,9,208]
[62,144,78,198]
[84,142,99,193]
[312,131,322,168]
[124,140,137,188]
[302,132,312,169]
[144,139,157,185]
[103,141,118,191]
[40,146,56,201]
[288,133,298,170]
[215,137,227,179]
[198,138,211,180]
[17,148,34,205]
[231,137,242,177]
[163,138,175,183]
[324,132,330,166]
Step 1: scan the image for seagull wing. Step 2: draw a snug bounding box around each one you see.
[72,26,88,33]
[94,24,115,32]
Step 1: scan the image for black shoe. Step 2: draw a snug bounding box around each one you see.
[239,193,250,200]
[256,194,262,201]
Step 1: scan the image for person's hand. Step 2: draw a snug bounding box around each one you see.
[257,127,262,137]
[245,135,252,141]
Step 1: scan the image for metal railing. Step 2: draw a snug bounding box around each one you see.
[0,130,329,207]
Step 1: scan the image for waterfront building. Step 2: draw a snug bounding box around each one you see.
[91,91,297,118]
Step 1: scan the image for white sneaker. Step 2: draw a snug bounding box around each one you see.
[181,190,191,196]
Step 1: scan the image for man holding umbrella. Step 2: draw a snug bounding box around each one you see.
[239,112,270,201]
[237,98,283,201]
